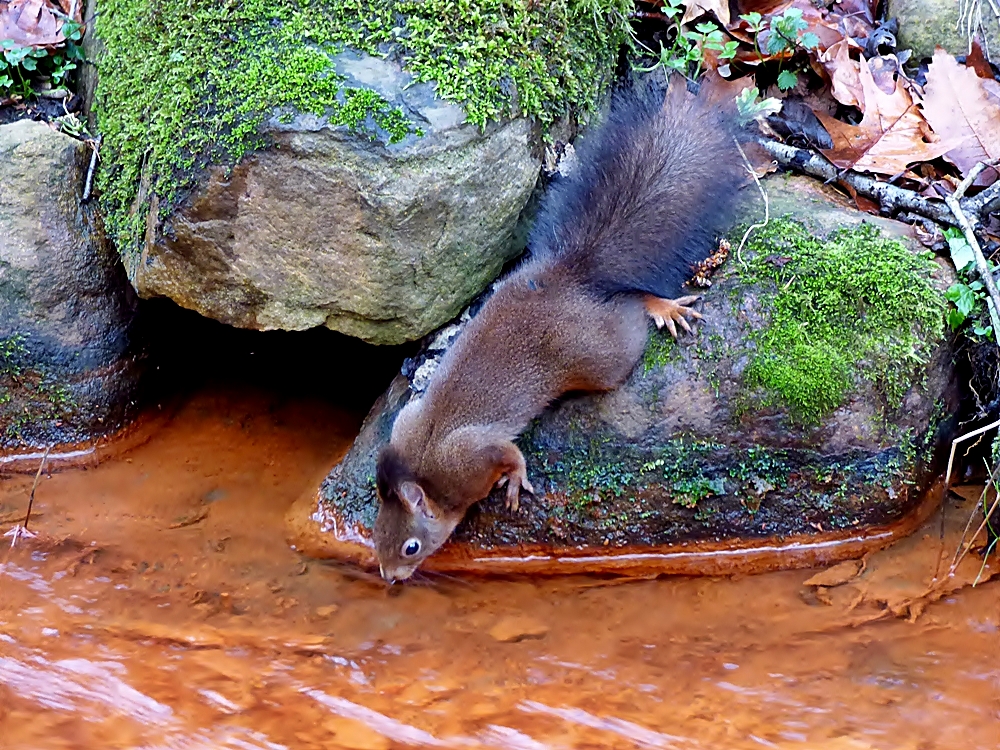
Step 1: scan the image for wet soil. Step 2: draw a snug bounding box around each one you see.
[1,386,998,750]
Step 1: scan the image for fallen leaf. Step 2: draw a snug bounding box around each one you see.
[488,615,549,643]
[814,54,956,174]
[803,558,864,587]
[0,0,69,47]
[681,0,730,27]
[822,39,863,107]
[965,36,994,79]
[922,47,1000,182]
[169,507,210,529]
[831,0,878,24]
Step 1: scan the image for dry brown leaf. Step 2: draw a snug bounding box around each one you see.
[965,36,994,79]
[0,0,75,48]
[681,0,730,27]
[822,39,863,108]
[814,54,956,175]
[830,0,877,24]
[922,46,1000,181]
[802,559,864,587]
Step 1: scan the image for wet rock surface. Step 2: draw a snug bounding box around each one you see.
[132,51,541,346]
[296,174,957,568]
[887,0,991,60]
[0,120,142,450]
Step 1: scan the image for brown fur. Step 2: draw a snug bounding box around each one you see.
[373,84,745,581]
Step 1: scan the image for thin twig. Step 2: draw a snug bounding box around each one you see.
[734,139,770,270]
[23,445,51,531]
[944,418,1000,491]
[952,159,998,201]
[82,135,101,203]
[949,456,1000,573]
[759,140,960,226]
[962,178,1000,219]
[4,446,51,548]
[951,491,1000,574]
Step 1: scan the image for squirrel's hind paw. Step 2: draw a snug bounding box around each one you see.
[501,471,534,512]
[644,295,703,339]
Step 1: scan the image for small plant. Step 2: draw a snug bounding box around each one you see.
[671,476,726,508]
[634,0,737,81]
[944,228,996,339]
[734,86,782,125]
[0,18,85,98]
[945,281,993,337]
[739,8,819,91]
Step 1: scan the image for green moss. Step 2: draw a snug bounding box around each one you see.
[0,334,74,440]
[737,219,946,424]
[641,329,681,373]
[94,0,628,269]
[521,427,792,515]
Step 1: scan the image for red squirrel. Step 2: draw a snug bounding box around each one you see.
[374,83,745,581]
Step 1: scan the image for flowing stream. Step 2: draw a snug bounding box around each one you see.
[0,386,997,750]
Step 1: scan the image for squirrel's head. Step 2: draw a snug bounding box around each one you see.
[373,445,458,582]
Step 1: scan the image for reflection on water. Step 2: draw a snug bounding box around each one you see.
[1,387,998,750]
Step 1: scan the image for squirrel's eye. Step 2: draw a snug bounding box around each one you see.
[401,538,421,557]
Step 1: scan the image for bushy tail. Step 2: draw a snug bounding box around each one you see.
[529,82,746,299]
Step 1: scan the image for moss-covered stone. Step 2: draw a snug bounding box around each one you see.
[306,174,958,556]
[736,218,946,424]
[94,0,629,267]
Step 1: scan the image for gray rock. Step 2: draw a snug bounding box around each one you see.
[889,0,995,60]
[300,174,957,562]
[132,51,541,345]
[0,120,142,450]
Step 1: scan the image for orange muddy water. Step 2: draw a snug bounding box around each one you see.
[1,385,998,750]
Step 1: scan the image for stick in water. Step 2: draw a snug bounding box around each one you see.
[5,445,51,548]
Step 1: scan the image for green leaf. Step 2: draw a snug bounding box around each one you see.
[766,32,792,55]
[739,11,764,30]
[720,41,739,59]
[695,22,718,34]
[800,32,820,49]
[945,283,977,316]
[944,228,975,272]
[973,325,993,337]
[947,308,967,330]
[776,69,798,90]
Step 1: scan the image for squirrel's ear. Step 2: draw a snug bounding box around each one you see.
[399,481,433,518]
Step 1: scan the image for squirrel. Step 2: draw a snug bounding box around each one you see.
[373,82,746,582]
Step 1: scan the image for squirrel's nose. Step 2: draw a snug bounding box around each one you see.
[378,564,395,584]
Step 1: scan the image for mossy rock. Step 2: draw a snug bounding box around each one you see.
[90,0,628,344]
[888,0,990,61]
[289,175,958,573]
[0,121,143,453]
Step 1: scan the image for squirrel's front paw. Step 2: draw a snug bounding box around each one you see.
[644,295,703,338]
[497,471,534,512]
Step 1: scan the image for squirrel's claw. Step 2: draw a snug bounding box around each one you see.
[644,295,703,339]
[501,470,534,512]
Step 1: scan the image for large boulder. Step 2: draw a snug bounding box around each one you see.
[287,174,958,575]
[90,1,625,344]
[0,120,142,455]
[889,0,994,60]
